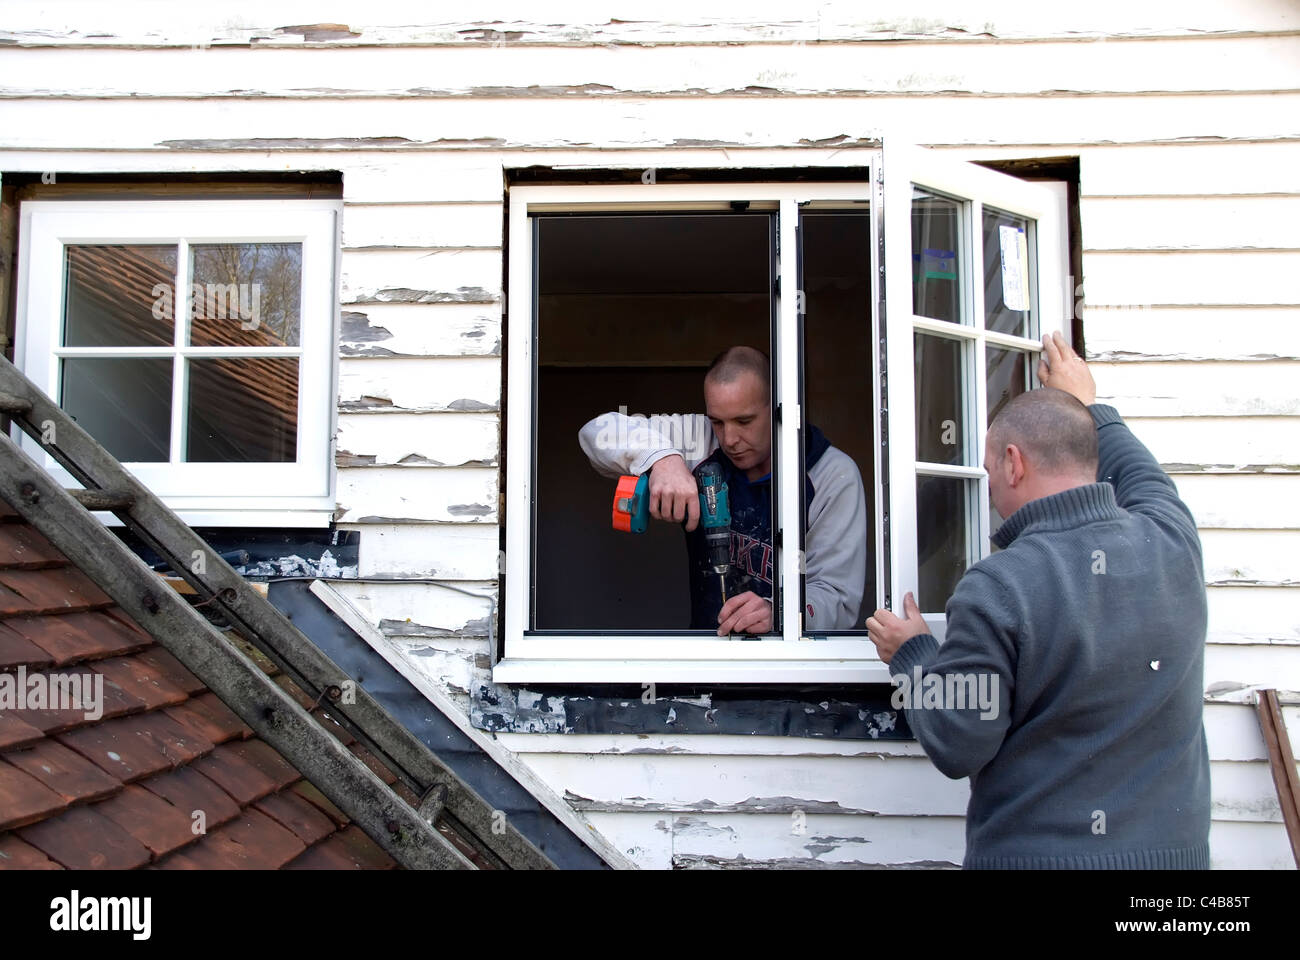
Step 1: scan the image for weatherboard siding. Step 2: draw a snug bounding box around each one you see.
[1,4,1297,868]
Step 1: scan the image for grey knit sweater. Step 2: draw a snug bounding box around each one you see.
[890,403,1211,869]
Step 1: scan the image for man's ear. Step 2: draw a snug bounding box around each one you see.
[1005,443,1028,487]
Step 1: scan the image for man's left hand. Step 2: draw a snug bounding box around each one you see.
[866,592,932,663]
[717,591,773,635]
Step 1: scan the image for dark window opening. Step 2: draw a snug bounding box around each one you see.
[533,212,773,631]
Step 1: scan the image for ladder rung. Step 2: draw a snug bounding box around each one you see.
[0,392,34,415]
[66,488,136,511]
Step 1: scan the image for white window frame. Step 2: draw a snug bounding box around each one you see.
[497,146,1068,684]
[14,199,341,527]
[883,146,1070,639]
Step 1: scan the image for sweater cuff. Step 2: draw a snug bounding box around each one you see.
[1088,403,1124,428]
[631,448,681,477]
[888,633,940,678]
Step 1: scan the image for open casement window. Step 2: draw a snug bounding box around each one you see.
[499,146,1067,683]
[884,146,1069,639]
[15,200,340,526]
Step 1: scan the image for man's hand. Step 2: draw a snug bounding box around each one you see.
[648,454,701,531]
[865,592,932,664]
[1037,331,1096,406]
[717,591,773,635]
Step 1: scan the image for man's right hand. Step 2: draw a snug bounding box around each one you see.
[1038,331,1097,406]
[648,454,700,532]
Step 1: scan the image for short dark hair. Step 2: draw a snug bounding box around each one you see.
[705,345,770,401]
[988,388,1098,475]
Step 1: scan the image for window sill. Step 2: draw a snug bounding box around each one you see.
[94,504,334,529]
[492,656,893,684]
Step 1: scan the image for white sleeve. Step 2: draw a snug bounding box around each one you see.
[577,411,717,479]
[803,448,868,631]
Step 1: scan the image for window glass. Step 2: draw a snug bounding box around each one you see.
[914,332,964,465]
[986,345,1029,426]
[63,244,177,347]
[189,243,302,347]
[186,357,299,462]
[911,189,961,324]
[801,210,876,627]
[916,475,971,609]
[60,357,172,461]
[982,207,1033,337]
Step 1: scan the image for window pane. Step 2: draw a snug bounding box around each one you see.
[987,345,1029,426]
[914,332,963,465]
[982,207,1033,337]
[61,358,171,461]
[911,189,961,324]
[63,245,177,347]
[801,210,876,627]
[186,358,298,462]
[916,475,971,610]
[189,243,302,347]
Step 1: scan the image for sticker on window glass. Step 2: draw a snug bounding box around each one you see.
[920,248,956,281]
[998,225,1030,311]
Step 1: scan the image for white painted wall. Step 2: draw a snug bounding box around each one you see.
[1,3,1296,869]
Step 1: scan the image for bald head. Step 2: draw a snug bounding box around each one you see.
[705,345,770,403]
[988,388,1098,476]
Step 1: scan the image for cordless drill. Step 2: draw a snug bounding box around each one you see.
[612,462,732,605]
[695,462,732,606]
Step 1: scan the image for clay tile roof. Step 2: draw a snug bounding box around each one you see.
[0,501,399,870]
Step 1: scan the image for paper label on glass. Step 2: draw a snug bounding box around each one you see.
[998,225,1030,312]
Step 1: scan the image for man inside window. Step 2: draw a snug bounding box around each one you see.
[578,345,868,635]
[866,332,1211,869]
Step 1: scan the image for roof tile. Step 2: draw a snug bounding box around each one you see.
[133,646,205,696]
[91,655,190,710]
[0,711,45,751]
[93,784,202,858]
[0,525,66,570]
[139,766,240,831]
[350,742,398,786]
[0,623,54,670]
[4,611,150,666]
[2,739,123,805]
[0,568,113,616]
[190,741,282,806]
[57,713,187,782]
[164,691,253,746]
[255,788,338,846]
[290,780,349,828]
[286,825,396,871]
[17,805,152,869]
[0,760,68,830]
[274,674,319,710]
[313,709,356,746]
[0,833,65,869]
[16,669,146,736]
[154,809,305,870]
[124,711,216,766]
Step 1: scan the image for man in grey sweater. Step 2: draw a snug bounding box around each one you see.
[867,332,1211,869]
